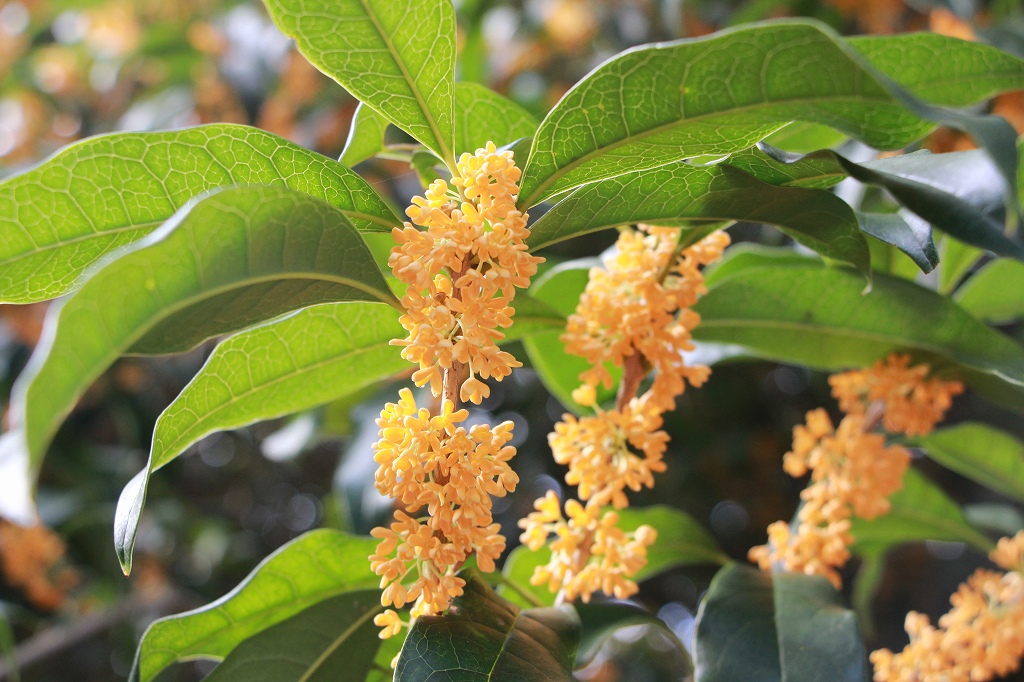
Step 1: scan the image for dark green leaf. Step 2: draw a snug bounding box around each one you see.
[455,82,538,154]
[115,302,406,572]
[757,144,1024,261]
[202,591,383,682]
[8,186,397,502]
[848,32,1024,106]
[518,20,1024,207]
[527,163,870,279]
[913,423,1024,504]
[395,571,580,682]
[954,259,1024,323]
[857,211,938,274]
[131,530,380,682]
[693,564,866,682]
[0,607,17,682]
[850,545,887,639]
[575,602,692,669]
[341,102,390,166]
[692,261,1024,411]
[850,468,993,552]
[0,124,401,304]
[264,0,457,164]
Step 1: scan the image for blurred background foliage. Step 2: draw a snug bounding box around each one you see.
[1,0,1024,680]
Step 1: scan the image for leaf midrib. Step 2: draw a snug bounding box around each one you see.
[153,339,399,468]
[357,0,453,165]
[27,272,397,460]
[297,603,383,682]
[522,92,915,206]
[485,609,522,681]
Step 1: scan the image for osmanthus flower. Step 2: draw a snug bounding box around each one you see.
[369,388,518,638]
[389,142,543,405]
[561,226,730,412]
[518,491,657,603]
[751,356,960,589]
[0,520,78,610]
[549,390,668,509]
[829,353,964,436]
[871,532,1024,682]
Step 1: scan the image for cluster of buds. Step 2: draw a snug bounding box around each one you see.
[371,143,539,639]
[872,532,1024,682]
[750,354,964,588]
[521,225,730,602]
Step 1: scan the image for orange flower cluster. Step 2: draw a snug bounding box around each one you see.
[369,389,518,637]
[519,491,656,602]
[749,410,910,587]
[830,354,964,436]
[0,520,77,610]
[562,226,730,412]
[389,142,543,405]
[872,532,1024,682]
[750,355,962,588]
[524,226,728,602]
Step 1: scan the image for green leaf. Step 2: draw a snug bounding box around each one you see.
[130,530,380,682]
[757,144,1024,262]
[341,102,390,166]
[761,122,848,153]
[693,564,866,682]
[518,20,1023,207]
[850,545,887,639]
[455,82,538,154]
[850,468,993,553]
[703,244,816,287]
[848,33,1024,106]
[913,423,1024,504]
[619,505,730,580]
[115,302,407,573]
[939,238,984,294]
[523,260,621,413]
[0,607,17,682]
[499,545,557,609]
[0,124,401,304]
[722,145,847,189]
[857,211,938,274]
[527,163,870,279]
[265,0,457,164]
[395,571,580,682]
[691,261,1024,411]
[8,186,397,494]
[954,259,1024,323]
[202,591,383,682]
[574,602,692,669]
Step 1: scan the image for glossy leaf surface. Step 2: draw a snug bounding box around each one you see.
[693,564,866,682]
[131,530,379,682]
[0,124,400,304]
[395,572,580,682]
[341,102,390,166]
[265,0,457,163]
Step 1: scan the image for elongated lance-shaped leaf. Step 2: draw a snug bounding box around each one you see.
[340,102,390,166]
[912,423,1024,505]
[850,468,994,553]
[693,564,867,682]
[0,124,401,305]
[758,144,1024,261]
[115,295,564,571]
[518,20,1024,207]
[857,211,938,274]
[527,162,870,279]
[692,261,1024,412]
[202,591,384,682]
[455,82,539,154]
[8,185,397,502]
[396,571,580,682]
[954,259,1024,323]
[129,530,380,682]
[264,0,457,165]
